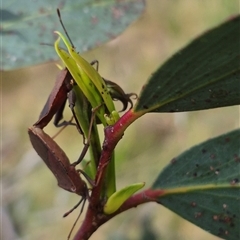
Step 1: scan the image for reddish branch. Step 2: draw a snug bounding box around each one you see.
[74,189,164,240]
[92,109,143,206]
[73,109,160,240]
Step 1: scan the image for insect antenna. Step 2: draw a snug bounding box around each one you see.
[57,8,75,48]
[63,197,85,218]
[64,197,87,240]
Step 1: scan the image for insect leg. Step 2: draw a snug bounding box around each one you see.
[90,60,99,71]
[71,104,103,166]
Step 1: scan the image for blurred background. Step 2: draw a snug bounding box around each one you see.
[2,0,239,239]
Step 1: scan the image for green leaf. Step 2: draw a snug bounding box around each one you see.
[1,0,145,70]
[152,129,240,240]
[104,182,145,214]
[135,15,240,113]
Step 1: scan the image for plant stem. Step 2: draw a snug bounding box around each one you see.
[73,109,146,239]
[73,189,164,240]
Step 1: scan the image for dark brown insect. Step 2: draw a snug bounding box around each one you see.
[28,126,88,197]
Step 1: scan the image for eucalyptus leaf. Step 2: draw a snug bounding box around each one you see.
[135,15,240,113]
[1,0,145,70]
[152,129,240,240]
[104,182,145,214]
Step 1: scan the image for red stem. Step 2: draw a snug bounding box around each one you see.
[73,109,145,240]
[73,189,164,240]
[93,109,143,206]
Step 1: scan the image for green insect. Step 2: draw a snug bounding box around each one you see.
[53,10,137,181]
[54,31,118,126]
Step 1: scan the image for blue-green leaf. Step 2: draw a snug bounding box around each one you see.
[135,15,240,113]
[104,182,145,214]
[1,0,145,70]
[152,129,240,240]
